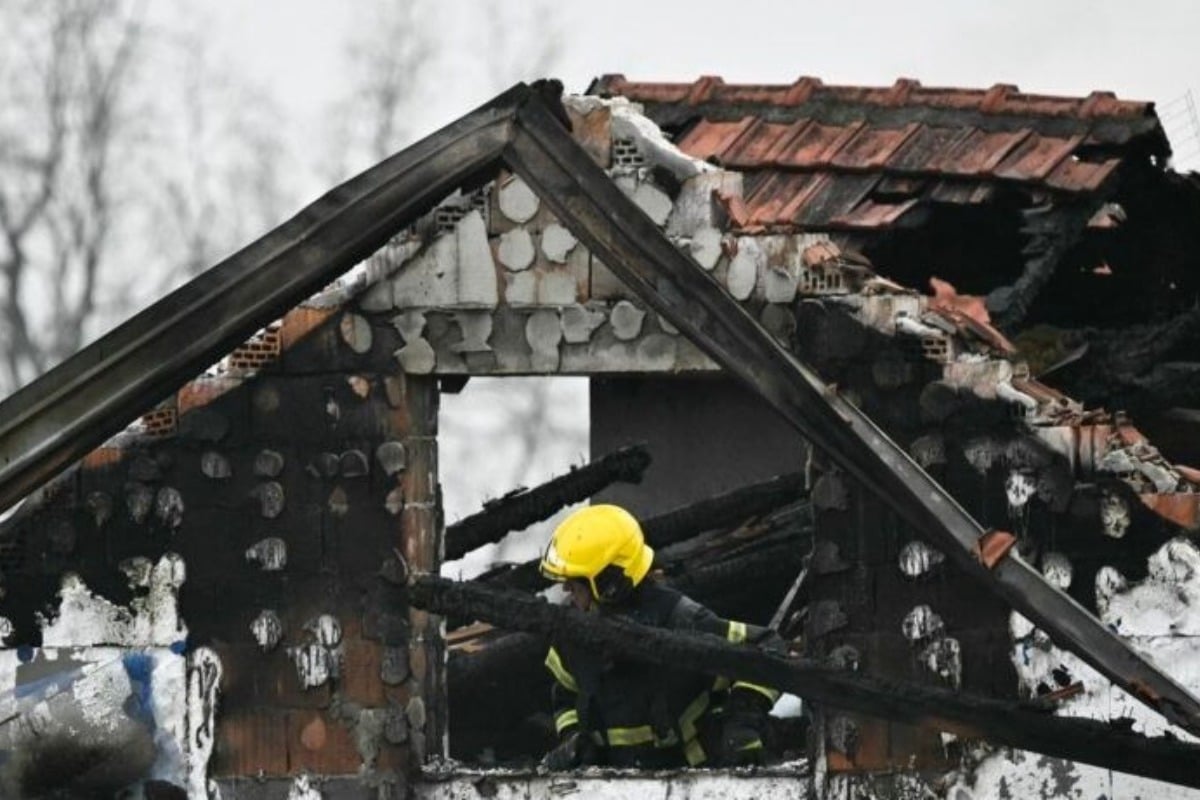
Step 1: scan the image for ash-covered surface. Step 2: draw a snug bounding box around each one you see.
[417,761,811,800]
[943,537,1200,799]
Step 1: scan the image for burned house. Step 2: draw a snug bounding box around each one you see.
[1,75,1200,799]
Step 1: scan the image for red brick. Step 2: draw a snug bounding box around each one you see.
[213,710,289,777]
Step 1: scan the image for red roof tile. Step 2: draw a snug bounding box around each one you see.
[591,75,1169,233]
[595,75,1157,122]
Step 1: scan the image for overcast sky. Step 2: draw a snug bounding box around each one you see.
[196,0,1200,180]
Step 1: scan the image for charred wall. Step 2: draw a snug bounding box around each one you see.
[0,308,445,796]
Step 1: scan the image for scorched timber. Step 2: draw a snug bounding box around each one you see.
[476,474,811,594]
[413,576,1200,788]
[445,444,651,560]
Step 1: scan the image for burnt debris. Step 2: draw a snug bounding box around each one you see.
[413,575,1200,788]
[445,444,651,560]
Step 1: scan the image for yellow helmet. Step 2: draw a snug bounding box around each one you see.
[540,504,654,602]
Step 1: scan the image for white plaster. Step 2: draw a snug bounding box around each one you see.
[538,269,579,306]
[392,233,457,307]
[942,356,1014,399]
[245,537,288,571]
[40,555,187,647]
[187,647,223,800]
[358,278,395,312]
[376,441,408,475]
[901,604,945,642]
[581,94,717,181]
[632,181,673,227]
[526,310,562,372]
[688,227,723,270]
[456,210,499,306]
[920,636,962,689]
[1100,491,1131,539]
[995,380,1038,413]
[251,609,284,652]
[155,487,185,529]
[73,655,133,732]
[898,541,945,578]
[150,649,189,785]
[416,766,806,800]
[394,309,436,374]
[609,300,646,341]
[908,434,947,468]
[307,614,342,647]
[658,312,679,335]
[0,617,11,646]
[288,774,324,800]
[339,312,373,354]
[451,311,494,353]
[762,236,802,304]
[498,176,539,223]
[290,643,335,688]
[1139,460,1180,493]
[498,227,536,271]
[727,238,763,301]
[541,223,577,263]
[769,693,804,719]
[505,270,537,305]
[667,172,744,238]
[1004,471,1036,512]
[0,648,191,791]
[561,305,606,344]
[315,237,421,309]
[1041,552,1073,590]
[962,437,999,474]
[895,315,943,338]
[200,451,232,480]
[989,538,1200,798]
[635,334,678,371]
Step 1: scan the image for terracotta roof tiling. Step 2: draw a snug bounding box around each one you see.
[590,75,1170,233]
[594,75,1159,124]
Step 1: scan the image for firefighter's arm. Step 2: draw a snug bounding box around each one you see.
[542,646,589,770]
[668,596,784,706]
[545,646,581,737]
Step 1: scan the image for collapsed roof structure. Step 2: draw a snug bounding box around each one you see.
[1,77,1199,798]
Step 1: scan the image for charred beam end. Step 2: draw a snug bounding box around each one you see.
[643,471,808,548]
[413,576,1200,788]
[444,444,652,561]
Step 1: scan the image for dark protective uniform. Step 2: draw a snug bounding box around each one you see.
[544,580,783,768]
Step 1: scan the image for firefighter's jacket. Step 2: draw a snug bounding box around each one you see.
[544,580,781,767]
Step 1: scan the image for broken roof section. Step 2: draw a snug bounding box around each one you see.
[591,74,1169,233]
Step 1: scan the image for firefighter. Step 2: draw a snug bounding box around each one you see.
[538,503,783,770]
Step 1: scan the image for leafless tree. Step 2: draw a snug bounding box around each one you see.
[0,0,146,391]
[320,0,585,559]
[320,0,439,183]
[146,24,295,283]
